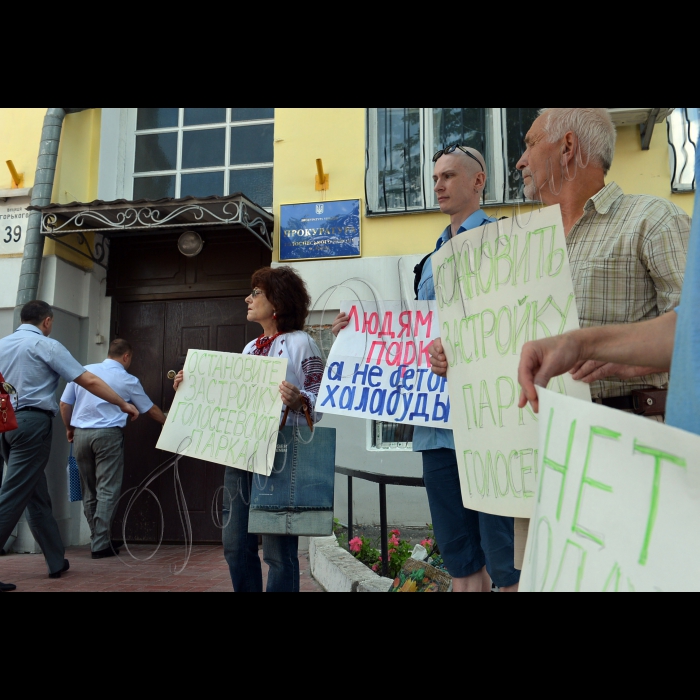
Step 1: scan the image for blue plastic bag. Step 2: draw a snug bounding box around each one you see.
[67,444,82,502]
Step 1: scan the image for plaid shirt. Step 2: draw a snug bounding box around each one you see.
[567,182,690,399]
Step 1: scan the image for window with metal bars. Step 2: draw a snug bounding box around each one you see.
[370,420,415,451]
[668,108,698,193]
[365,108,541,214]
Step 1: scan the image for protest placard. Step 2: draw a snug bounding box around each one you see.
[431,206,591,518]
[318,301,450,429]
[156,349,287,476]
[520,388,700,592]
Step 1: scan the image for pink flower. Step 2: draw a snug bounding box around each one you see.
[349,537,363,554]
[391,529,400,537]
[372,564,379,572]
[421,539,433,548]
[389,535,400,547]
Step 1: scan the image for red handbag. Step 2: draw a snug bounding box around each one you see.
[0,371,18,433]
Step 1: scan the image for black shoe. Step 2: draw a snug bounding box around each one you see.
[0,549,6,556]
[92,547,119,560]
[49,559,70,579]
[111,540,124,550]
[0,581,16,592]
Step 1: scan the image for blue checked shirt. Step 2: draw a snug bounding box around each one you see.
[413,209,495,453]
[0,324,86,416]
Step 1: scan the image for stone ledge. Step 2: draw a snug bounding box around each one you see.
[309,535,393,593]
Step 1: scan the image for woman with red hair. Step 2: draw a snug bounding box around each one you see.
[175,266,323,592]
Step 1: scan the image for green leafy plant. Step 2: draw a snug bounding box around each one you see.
[348,529,417,579]
[348,536,381,571]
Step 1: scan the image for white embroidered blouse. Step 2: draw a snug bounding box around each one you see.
[242,331,324,426]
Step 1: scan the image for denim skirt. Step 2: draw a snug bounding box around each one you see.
[248,424,336,537]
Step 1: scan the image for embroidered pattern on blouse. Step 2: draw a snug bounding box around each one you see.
[302,357,324,397]
[250,336,276,357]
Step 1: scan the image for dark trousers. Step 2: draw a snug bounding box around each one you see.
[222,468,299,593]
[0,412,65,574]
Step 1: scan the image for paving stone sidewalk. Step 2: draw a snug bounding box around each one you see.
[0,545,324,593]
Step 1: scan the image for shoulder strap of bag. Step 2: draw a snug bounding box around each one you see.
[280,404,314,432]
[413,253,432,301]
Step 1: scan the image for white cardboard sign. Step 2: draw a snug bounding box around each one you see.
[157,349,287,476]
[521,388,700,593]
[431,206,591,518]
[318,300,450,429]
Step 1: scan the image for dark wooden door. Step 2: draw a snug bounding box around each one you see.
[113,297,259,543]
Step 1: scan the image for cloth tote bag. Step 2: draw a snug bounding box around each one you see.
[67,445,83,502]
[249,406,336,537]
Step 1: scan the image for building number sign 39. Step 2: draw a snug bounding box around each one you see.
[4,224,22,243]
[0,199,30,256]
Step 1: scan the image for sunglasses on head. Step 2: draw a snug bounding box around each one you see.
[433,145,485,172]
[1,382,16,395]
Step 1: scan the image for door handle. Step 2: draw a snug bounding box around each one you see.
[167,370,177,380]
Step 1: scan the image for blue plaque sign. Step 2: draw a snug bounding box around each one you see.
[279,199,361,261]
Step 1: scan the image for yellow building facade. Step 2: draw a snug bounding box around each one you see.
[0,107,694,550]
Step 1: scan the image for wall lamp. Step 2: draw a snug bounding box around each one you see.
[315,159,329,191]
[6,160,23,189]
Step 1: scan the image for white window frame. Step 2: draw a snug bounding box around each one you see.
[367,108,525,214]
[668,108,698,193]
[124,108,274,204]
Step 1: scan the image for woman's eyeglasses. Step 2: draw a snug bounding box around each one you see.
[433,145,485,172]
[250,288,265,298]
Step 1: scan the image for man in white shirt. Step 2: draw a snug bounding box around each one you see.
[60,339,166,559]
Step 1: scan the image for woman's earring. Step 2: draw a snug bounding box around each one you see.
[273,312,277,319]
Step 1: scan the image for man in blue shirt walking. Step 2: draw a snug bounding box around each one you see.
[60,339,165,559]
[0,301,139,592]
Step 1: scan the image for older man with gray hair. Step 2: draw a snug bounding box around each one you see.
[516,108,690,400]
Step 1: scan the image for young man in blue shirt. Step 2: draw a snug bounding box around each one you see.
[335,146,520,592]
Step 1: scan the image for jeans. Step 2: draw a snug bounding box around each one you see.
[73,427,125,552]
[0,412,65,574]
[222,468,299,592]
[422,448,520,588]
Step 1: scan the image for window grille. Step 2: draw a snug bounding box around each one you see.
[365,108,541,214]
[371,421,414,451]
[668,108,698,193]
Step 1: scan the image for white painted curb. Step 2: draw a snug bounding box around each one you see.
[309,536,393,593]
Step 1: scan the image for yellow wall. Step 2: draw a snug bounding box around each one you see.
[273,108,448,261]
[273,109,694,262]
[0,108,46,189]
[44,109,102,269]
[609,124,694,216]
[0,108,102,270]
